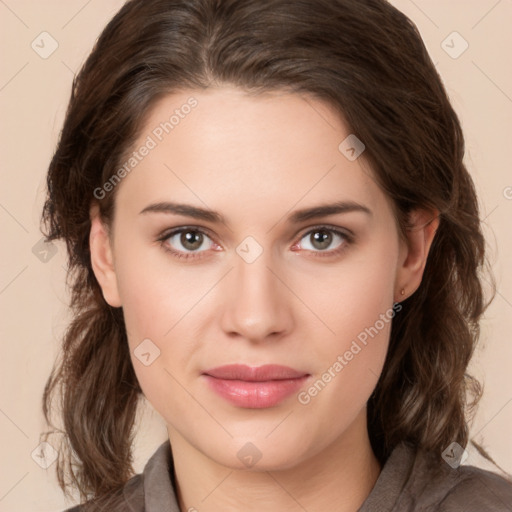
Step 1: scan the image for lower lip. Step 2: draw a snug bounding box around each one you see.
[203,375,309,408]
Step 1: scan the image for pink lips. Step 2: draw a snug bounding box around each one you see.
[202,364,309,409]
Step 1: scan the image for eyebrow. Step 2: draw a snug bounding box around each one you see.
[139,200,372,224]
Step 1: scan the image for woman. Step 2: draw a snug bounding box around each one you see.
[41,0,512,510]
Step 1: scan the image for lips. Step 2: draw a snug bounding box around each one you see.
[202,364,310,409]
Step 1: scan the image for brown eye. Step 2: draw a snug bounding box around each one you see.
[180,230,204,251]
[309,230,333,250]
[298,227,350,254]
[162,228,215,256]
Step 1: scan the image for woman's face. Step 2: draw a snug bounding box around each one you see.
[94,87,412,470]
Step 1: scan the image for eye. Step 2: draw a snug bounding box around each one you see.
[157,225,353,261]
[158,227,218,259]
[293,226,352,256]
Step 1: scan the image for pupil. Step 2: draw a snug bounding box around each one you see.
[312,230,331,250]
[181,231,203,251]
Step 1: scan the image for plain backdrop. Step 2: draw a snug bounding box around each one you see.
[0,1,511,510]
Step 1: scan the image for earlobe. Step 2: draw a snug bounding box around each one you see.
[395,208,439,302]
[89,206,122,307]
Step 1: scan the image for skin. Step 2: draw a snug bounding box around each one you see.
[90,87,439,511]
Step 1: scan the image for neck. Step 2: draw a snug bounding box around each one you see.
[168,409,381,512]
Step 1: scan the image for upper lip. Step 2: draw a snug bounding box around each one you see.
[203,364,308,381]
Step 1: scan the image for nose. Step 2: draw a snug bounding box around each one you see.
[220,249,294,343]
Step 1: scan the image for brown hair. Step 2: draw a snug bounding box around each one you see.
[41,0,494,505]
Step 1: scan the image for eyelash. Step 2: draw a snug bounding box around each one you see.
[156,225,354,261]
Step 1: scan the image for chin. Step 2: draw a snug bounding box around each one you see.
[199,433,315,472]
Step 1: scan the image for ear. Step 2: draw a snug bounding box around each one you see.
[395,208,440,302]
[89,204,122,307]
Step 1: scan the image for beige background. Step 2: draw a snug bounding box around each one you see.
[0,1,511,510]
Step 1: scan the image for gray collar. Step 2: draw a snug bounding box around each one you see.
[134,441,415,512]
[142,440,180,511]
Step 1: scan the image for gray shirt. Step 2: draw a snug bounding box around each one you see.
[65,440,512,511]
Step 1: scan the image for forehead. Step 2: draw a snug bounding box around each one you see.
[113,86,389,224]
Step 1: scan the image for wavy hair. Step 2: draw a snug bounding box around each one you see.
[40,0,495,504]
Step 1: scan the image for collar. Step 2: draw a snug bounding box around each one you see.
[142,440,181,511]
[136,440,416,512]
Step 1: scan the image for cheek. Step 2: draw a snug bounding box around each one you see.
[112,246,209,400]
[113,237,204,339]
[117,271,193,417]
[300,238,398,347]
[294,240,398,405]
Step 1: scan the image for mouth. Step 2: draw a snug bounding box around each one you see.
[202,364,310,409]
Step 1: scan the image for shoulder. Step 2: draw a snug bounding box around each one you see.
[361,442,512,511]
[62,473,144,512]
[434,463,512,511]
[404,444,512,511]
[60,440,174,512]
